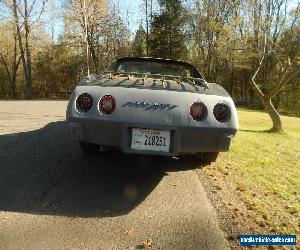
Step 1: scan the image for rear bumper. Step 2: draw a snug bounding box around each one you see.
[68,118,237,156]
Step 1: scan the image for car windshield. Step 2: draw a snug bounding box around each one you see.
[111,59,200,78]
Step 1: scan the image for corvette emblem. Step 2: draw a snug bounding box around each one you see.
[123,101,177,111]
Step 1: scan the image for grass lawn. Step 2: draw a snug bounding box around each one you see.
[207,108,300,236]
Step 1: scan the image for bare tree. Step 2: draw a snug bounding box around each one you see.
[0,24,21,98]
[10,0,47,98]
[141,0,154,57]
[249,0,300,132]
[64,0,130,74]
[66,0,109,74]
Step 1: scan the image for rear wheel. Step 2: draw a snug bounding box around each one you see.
[203,152,219,164]
[79,141,99,154]
[196,152,219,165]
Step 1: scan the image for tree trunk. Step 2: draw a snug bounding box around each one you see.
[145,0,149,56]
[249,30,285,132]
[13,0,29,98]
[264,98,283,132]
[11,55,20,99]
[89,40,99,74]
[24,0,33,98]
[10,39,17,99]
[0,53,13,96]
[11,26,21,99]
[0,24,21,99]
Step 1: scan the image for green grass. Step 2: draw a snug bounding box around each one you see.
[216,108,300,234]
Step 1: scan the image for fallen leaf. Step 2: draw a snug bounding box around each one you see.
[139,239,153,249]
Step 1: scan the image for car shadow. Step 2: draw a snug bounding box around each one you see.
[0,121,202,218]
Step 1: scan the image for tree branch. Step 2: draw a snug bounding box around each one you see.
[250,33,267,102]
[0,52,13,85]
[268,63,300,98]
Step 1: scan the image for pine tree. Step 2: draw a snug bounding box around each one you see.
[132,25,147,57]
[149,0,187,60]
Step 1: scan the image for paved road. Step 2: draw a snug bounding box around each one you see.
[0,101,229,250]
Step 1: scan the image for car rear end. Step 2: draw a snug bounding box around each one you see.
[66,81,238,156]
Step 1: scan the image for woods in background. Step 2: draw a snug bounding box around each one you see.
[0,0,299,120]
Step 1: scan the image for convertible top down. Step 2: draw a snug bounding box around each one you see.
[66,57,238,163]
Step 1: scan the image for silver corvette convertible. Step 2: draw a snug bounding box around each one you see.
[66,57,238,163]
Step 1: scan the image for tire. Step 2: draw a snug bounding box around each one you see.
[202,152,219,165]
[195,152,219,165]
[79,141,99,154]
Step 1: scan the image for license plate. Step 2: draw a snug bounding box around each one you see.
[131,128,170,152]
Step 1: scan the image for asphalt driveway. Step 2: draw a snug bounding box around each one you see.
[0,101,229,250]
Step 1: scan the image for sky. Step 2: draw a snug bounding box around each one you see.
[2,0,298,41]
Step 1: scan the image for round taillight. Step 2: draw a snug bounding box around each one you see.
[77,93,93,112]
[190,102,207,121]
[99,95,116,114]
[213,103,229,122]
